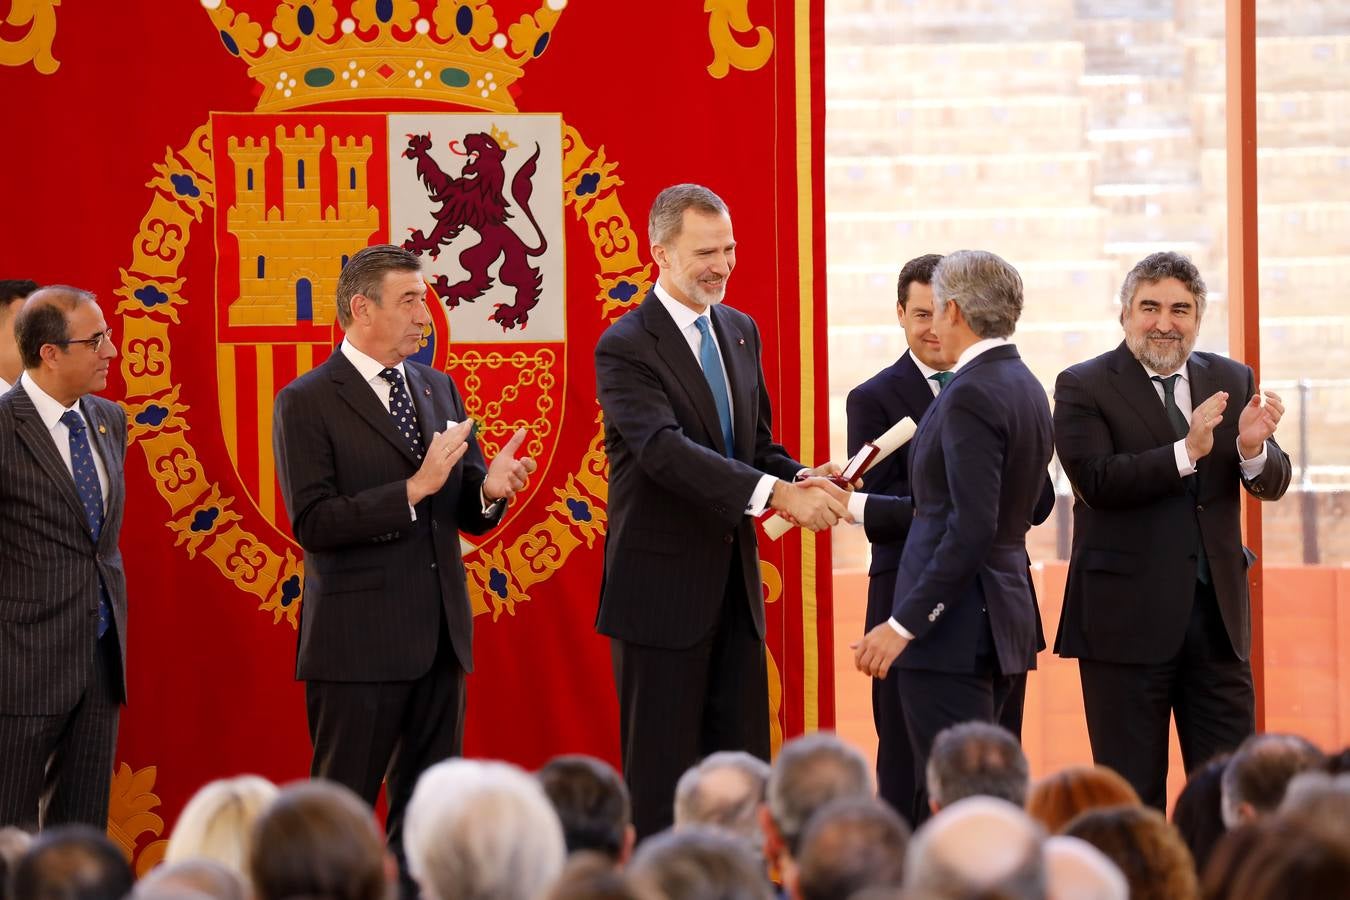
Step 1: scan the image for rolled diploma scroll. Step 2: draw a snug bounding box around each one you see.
[762,417,918,540]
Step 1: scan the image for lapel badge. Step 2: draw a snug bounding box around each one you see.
[98,424,107,434]
[423,386,432,396]
[737,338,745,346]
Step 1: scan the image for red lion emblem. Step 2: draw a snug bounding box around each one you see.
[402,132,548,330]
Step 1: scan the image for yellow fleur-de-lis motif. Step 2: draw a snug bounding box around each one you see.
[705,0,774,80]
[0,0,61,75]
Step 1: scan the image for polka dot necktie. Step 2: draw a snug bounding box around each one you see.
[61,410,111,638]
[378,368,425,460]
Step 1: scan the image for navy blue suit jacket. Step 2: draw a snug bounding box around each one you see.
[864,344,1053,675]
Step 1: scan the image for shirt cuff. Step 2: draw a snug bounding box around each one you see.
[887,617,915,640]
[747,474,777,516]
[848,491,869,523]
[409,504,417,522]
[1173,439,1196,477]
[480,486,506,516]
[1238,439,1268,479]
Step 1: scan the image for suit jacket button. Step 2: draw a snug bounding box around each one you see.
[1196,504,1204,512]
[432,521,439,530]
[430,562,437,570]
[724,533,734,544]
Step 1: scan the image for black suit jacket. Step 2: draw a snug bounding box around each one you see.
[595,292,802,650]
[273,350,502,682]
[862,345,1053,675]
[846,352,936,585]
[0,383,128,714]
[1052,343,1292,664]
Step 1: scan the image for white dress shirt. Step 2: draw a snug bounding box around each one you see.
[19,372,110,513]
[1139,359,1267,478]
[0,374,13,394]
[908,350,946,398]
[652,283,778,515]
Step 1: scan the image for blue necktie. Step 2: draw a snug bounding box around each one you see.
[694,317,735,457]
[1152,374,1211,584]
[61,410,111,638]
[379,368,426,460]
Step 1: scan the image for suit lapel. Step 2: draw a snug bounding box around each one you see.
[328,353,422,465]
[895,354,936,423]
[1105,341,1178,447]
[643,293,729,456]
[11,388,88,524]
[711,305,753,461]
[82,399,124,531]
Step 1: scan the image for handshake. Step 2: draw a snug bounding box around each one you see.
[768,467,857,532]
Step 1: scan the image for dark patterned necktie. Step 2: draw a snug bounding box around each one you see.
[61,410,111,637]
[694,317,735,457]
[378,368,425,460]
[1152,374,1210,583]
[930,371,953,391]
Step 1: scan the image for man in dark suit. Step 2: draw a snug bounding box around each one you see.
[272,244,535,890]
[845,253,947,817]
[595,184,849,838]
[0,287,127,831]
[1053,251,1291,809]
[849,250,1053,826]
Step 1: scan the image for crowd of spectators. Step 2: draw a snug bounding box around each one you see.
[2,725,1347,900]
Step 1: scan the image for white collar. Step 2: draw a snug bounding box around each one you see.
[1139,357,1191,383]
[907,349,945,381]
[654,281,713,335]
[19,371,83,431]
[341,337,406,383]
[952,337,1010,372]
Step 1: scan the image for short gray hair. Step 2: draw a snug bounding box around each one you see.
[926,722,1029,810]
[1118,251,1207,324]
[628,827,771,900]
[767,732,873,856]
[335,243,422,328]
[406,759,567,900]
[930,250,1023,339]
[674,752,770,853]
[648,184,729,247]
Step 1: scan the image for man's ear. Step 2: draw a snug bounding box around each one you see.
[350,292,370,322]
[619,823,636,867]
[651,242,670,270]
[759,803,784,860]
[1238,801,1259,824]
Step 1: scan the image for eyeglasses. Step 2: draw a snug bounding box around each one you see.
[54,329,114,352]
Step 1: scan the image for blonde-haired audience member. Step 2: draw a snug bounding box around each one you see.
[1026,766,1140,834]
[165,775,278,874]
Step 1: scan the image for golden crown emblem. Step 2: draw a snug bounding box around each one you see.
[199,0,567,112]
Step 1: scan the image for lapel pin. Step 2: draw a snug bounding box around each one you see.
[423,386,432,396]
[98,424,107,434]
[737,338,745,346]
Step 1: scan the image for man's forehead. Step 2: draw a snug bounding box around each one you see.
[1132,281,1195,304]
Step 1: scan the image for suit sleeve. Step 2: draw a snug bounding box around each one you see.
[447,374,503,536]
[862,494,914,544]
[1032,474,1055,526]
[1053,366,1188,510]
[1237,366,1293,502]
[846,384,905,497]
[747,320,804,480]
[596,329,788,530]
[273,385,418,552]
[892,389,1005,636]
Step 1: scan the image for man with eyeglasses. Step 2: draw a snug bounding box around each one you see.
[0,286,127,831]
[0,280,40,393]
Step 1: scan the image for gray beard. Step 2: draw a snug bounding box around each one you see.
[1127,331,1191,374]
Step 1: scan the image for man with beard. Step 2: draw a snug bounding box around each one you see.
[1052,251,1291,810]
[595,183,849,838]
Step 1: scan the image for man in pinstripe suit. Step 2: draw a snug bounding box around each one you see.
[0,286,127,831]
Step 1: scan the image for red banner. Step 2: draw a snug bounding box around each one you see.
[0,0,828,872]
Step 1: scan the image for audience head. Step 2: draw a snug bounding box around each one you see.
[1026,765,1140,834]
[1219,732,1325,828]
[1042,836,1127,900]
[10,825,134,900]
[249,780,391,900]
[1063,805,1197,900]
[165,774,278,875]
[1324,745,1350,774]
[537,755,634,865]
[1169,753,1230,877]
[904,797,1045,900]
[791,796,909,900]
[405,758,566,900]
[628,827,771,900]
[133,858,248,900]
[674,752,769,855]
[544,852,653,900]
[1202,817,1350,900]
[1278,770,1350,845]
[926,721,1029,811]
[763,731,873,861]
[1,827,34,900]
